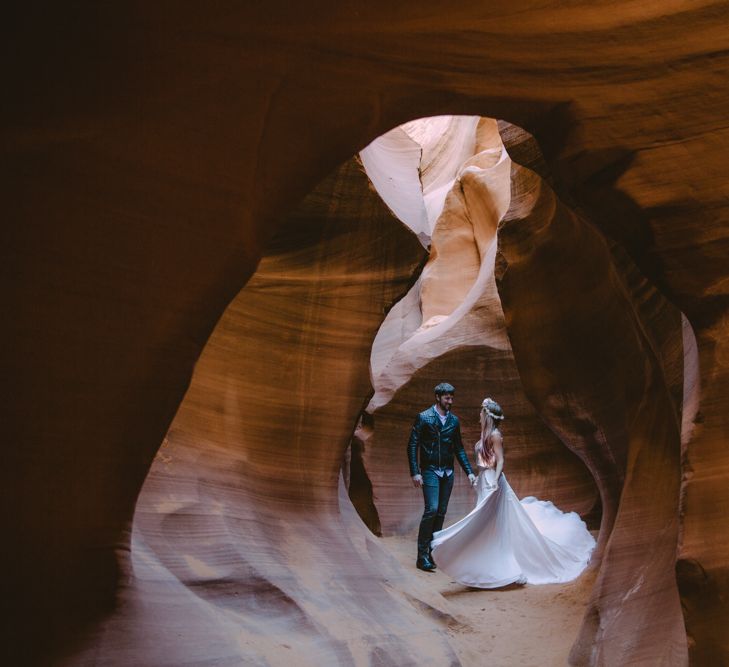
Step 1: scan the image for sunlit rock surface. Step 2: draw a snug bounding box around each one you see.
[4,3,729,665]
[359,118,598,539]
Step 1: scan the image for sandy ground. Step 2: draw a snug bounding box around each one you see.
[380,533,596,667]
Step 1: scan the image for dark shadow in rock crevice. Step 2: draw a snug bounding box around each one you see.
[346,412,383,536]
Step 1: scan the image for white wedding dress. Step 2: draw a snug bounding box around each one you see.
[431,465,596,588]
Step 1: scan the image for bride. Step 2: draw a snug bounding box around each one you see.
[430,398,595,588]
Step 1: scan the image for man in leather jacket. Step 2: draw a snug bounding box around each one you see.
[407,382,476,571]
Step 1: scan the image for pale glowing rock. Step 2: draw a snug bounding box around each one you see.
[364,117,511,412]
[359,127,430,246]
[402,115,480,228]
[681,314,701,449]
[358,121,597,552]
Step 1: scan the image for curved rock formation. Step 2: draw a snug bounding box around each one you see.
[360,117,694,665]
[496,156,690,665]
[4,3,729,665]
[359,118,598,540]
[68,156,474,665]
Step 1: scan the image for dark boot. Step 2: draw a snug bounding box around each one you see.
[417,512,436,565]
[416,555,436,572]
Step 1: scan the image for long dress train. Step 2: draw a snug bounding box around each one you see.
[430,466,595,588]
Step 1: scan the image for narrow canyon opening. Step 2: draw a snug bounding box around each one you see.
[123,114,698,666]
[345,115,601,543]
[8,4,728,664]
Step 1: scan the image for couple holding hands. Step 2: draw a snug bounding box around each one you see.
[407,383,595,588]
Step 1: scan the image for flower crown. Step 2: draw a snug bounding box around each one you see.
[481,398,504,420]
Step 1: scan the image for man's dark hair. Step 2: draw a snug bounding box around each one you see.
[434,382,455,396]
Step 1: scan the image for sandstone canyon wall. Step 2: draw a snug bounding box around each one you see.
[4,3,729,665]
[357,116,692,664]
[358,118,599,540]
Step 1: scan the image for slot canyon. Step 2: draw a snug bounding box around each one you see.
[3,3,729,665]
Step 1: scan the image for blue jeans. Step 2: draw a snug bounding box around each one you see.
[417,467,454,559]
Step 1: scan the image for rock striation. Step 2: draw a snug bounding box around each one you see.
[360,117,695,664]
[358,118,598,540]
[4,3,729,665]
[66,158,476,664]
[495,137,693,665]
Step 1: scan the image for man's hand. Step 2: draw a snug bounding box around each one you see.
[468,473,477,486]
[411,474,423,488]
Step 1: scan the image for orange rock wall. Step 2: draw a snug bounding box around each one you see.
[75,160,463,664]
[496,160,688,664]
[4,3,729,664]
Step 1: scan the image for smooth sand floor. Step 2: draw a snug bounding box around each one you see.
[380,533,596,667]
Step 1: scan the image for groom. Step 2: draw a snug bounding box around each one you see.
[407,382,476,571]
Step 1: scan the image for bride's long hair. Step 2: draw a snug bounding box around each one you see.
[475,398,504,466]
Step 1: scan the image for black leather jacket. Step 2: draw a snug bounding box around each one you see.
[407,406,474,477]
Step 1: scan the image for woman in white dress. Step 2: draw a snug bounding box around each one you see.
[430,398,595,588]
